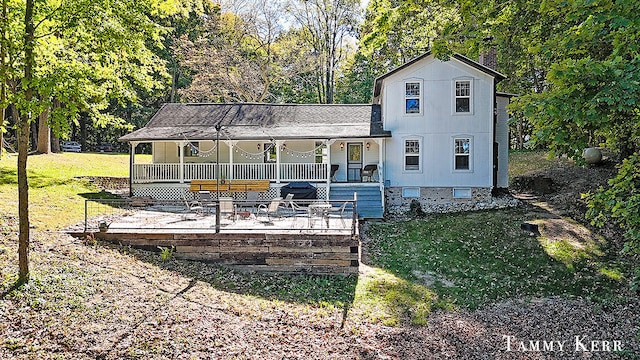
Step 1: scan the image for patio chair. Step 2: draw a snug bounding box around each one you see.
[256,197,282,222]
[330,164,339,181]
[182,194,204,219]
[328,202,349,228]
[361,164,378,182]
[198,191,215,213]
[218,197,237,222]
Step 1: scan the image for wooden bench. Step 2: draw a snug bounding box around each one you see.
[189,179,271,193]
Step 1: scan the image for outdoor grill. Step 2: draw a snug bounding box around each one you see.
[280,182,317,199]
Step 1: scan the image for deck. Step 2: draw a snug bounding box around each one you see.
[82,199,360,274]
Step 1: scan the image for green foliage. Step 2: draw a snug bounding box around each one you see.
[586,154,640,290]
[334,53,375,104]
[507,0,640,161]
[158,246,175,261]
[359,0,459,69]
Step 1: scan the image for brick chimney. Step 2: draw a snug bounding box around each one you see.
[479,47,497,70]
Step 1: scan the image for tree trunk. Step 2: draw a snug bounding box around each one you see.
[80,114,87,151]
[50,99,60,152]
[18,0,36,285]
[37,106,51,154]
[30,120,37,152]
[0,105,4,159]
[0,0,6,159]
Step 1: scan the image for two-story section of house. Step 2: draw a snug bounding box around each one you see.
[373,52,509,213]
[119,51,510,217]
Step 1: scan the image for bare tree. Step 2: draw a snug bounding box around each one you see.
[177,2,290,103]
[287,0,360,104]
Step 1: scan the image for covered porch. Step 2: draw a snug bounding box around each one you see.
[128,138,385,185]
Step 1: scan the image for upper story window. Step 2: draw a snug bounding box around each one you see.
[454,138,471,170]
[404,139,420,171]
[455,80,472,113]
[405,82,421,114]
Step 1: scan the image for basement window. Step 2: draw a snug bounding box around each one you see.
[453,188,472,199]
[402,187,420,198]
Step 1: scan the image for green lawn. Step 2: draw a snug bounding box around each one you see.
[0,152,144,229]
[363,211,626,313]
[508,149,571,181]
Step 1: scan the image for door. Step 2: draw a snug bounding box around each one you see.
[347,143,363,182]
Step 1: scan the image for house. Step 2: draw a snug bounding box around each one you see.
[119,51,510,218]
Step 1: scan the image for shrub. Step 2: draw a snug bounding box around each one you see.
[586,153,640,291]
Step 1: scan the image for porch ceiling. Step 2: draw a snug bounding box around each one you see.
[120,103,391,142]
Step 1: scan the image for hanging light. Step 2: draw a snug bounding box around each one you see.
[340,142,344,150]
[366,142,371,151]
[257,143,261,151]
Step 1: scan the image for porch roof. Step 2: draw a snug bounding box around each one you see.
[120,103,390,142]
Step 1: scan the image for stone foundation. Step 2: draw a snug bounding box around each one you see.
[385,187,517,215]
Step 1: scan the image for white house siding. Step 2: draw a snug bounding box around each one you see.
[379,55,497,212]
[496,95,510,188]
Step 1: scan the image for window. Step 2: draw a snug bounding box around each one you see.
[402,187,420,198]
[315,141,326,164]
[454,138,470,170]
[182,142,199,157]
[453,188,472,199]
[455,80,471,113]
[404,139,420,171]
[405,82,421,114]
[263,143,276,163]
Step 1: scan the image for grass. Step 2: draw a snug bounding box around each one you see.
[0,152,148,229]
[363,210,628,311]
[508,149,571,180]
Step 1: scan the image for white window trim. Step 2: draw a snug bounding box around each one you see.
[452,78,474,115]
[452,136,473,173]
[403,136,423,173]
[404,79,423,116]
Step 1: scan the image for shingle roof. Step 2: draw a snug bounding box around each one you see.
[119,103,390,142]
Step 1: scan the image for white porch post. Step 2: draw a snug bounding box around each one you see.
[178,141,185,183]
[375,138,385,211]
[226,140,237,180]
[275,140,283,183]
[326,139,335,187]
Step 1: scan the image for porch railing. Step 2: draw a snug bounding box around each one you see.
[133,163,328,183]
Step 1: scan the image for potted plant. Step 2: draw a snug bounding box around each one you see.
[98,221,109,232]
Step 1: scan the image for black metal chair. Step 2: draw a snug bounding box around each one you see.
[330,164,339,181]
[361,164,377,182]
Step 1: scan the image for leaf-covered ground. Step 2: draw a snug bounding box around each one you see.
[2,216,639,359]
[1,151,639,358]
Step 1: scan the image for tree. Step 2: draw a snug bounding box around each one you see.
[359,0,459,69]
[287,0,361,104]
[176,5,285,102]
[4,0,185,284]
[507,0,640,161]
